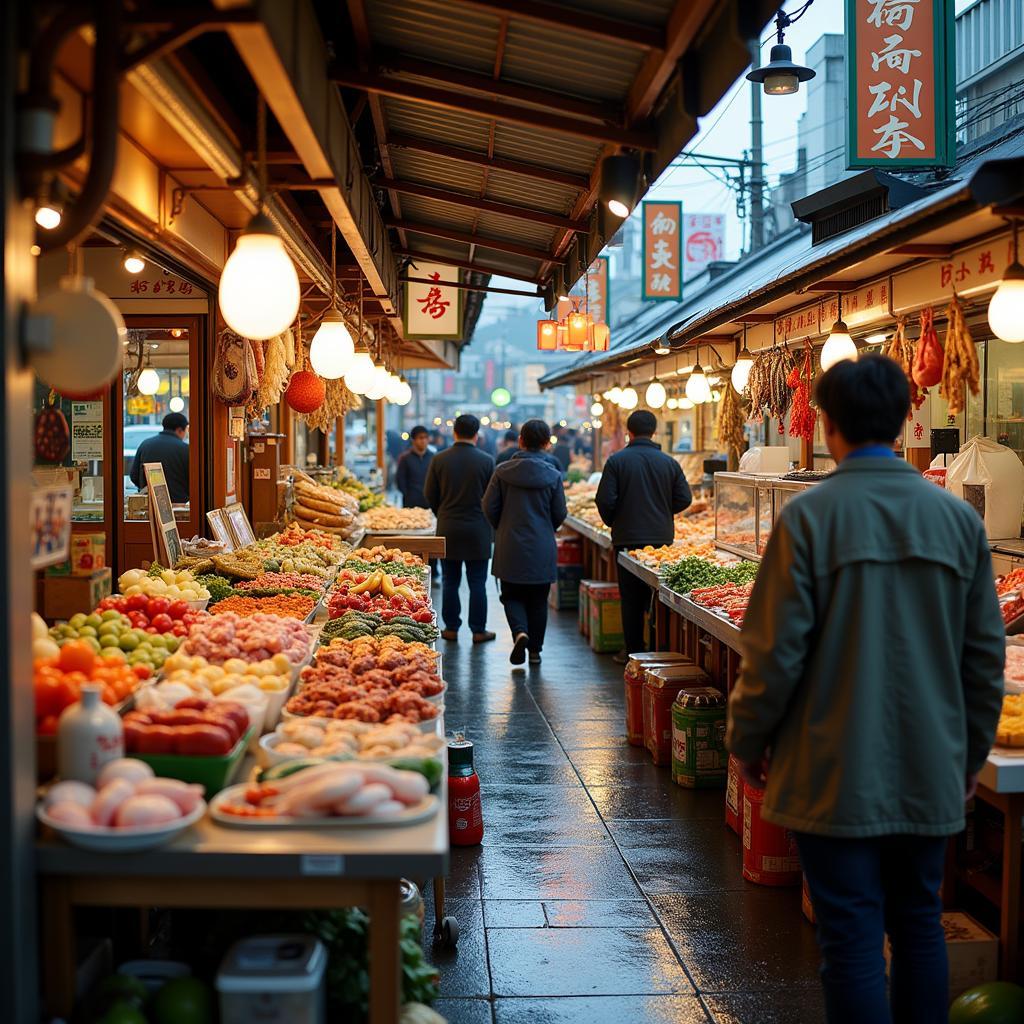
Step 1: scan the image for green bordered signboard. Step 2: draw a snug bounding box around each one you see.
[846,0,955,169]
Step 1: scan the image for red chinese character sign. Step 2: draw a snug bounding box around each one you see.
[642,201,682,300]
[683,213,725,281]
[847,0,954,168]
[403,262,463,339]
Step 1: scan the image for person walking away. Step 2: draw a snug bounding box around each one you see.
[129,412,190,503]
[595,410,691,662]
[498,426,560,470]
[483,419,567,666]
[395,425,439,583]
[425,414,496,643]
[726,355,1005,1024]
[551,430,571,475]
[495,429,520,465]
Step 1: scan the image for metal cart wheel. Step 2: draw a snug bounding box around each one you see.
[440,916,460,948]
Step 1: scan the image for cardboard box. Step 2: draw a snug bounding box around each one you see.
[42,568,112,621]
[578,580,592,636]
[549,564,584,610]
[70,532,106,575]
[884,912,997,1002]
[588,584,623,653]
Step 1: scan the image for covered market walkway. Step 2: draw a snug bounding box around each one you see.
[426,580,822,1024]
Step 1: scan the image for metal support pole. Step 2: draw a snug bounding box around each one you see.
[748,39,765,253]
[376,399,386,484]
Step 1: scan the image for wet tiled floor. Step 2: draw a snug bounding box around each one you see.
[426,577,823,1023]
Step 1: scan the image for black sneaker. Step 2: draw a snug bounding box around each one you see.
[510,633,529,665]
[612,650,628,665]
[528,651,541,665]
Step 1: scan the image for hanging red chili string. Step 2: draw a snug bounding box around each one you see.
[788,342,817,443]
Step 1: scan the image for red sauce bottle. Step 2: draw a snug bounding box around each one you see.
[448,737,483,846]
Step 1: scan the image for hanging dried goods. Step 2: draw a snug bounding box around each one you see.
[787,343,817,443]
[745,350,769,418]
[716,377,747,460]
[255,329,291,411]
[912,307,943,389]
[302,376,357,433]
[746,345,794,424]
[35,403,70,462]
[940,294,980,417]
[212,328,258,406]
[883,316,926,412]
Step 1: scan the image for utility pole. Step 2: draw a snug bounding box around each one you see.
[748,38,765,252]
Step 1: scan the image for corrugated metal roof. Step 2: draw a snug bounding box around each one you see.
[492,121,600,175]
[482,168,577,216]
[398,195,478,233]
[389,149,488,193]
[382,99,491,151]
[474,210,557,250]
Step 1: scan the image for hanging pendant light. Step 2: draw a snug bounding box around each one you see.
[989,220,1024,343]
[590,401,604,417]
[666,397,679,410]
[345,351,377,395]
[218,96,300,340]
[746,9,816,96]
[732,325,754,392]
[619,385,638,411]
[537,319,558,351]
[608,385,622,405]
[645,378,666,409]
[138,348,160,397]
[309,225,355,378]
[600,153,641,219]
[820,296,858,370]
[685,363,712,405]
[393,376,413,406]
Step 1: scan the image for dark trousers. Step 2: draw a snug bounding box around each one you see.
[615,548,652,654]
[795,832,949,1024]
[499,581,550,652]
[441,558,488,633]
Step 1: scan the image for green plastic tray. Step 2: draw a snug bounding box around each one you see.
[132,726,254,796]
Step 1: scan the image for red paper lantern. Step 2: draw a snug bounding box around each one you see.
[536,320,557,351]
[284,369,325,413]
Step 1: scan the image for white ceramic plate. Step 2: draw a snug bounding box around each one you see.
[209,786,439,828]
[37,799,206,852]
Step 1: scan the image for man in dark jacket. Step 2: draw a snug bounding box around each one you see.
[425,414,496,643]
[497,428,560,471]
[551,430,571,474]
[596,409,691,659]
[727,357,1004,1024]
[394,426,433,508]
[129,412,190,503]
[483,419,567,666]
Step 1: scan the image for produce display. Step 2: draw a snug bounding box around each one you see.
[118,566,210,602]
[235,571,329,593]
[95,594,209,637]
[330,467,386,511]
[269,520,348,551]
[360,506,434,532]
[184,611,313,665]
[41,758,205,828]
[290,474,362,538]
[996,693,1024,747]
[34,644,149,734]
[123,698,250,756]
[334,567,423,597]
[690,582,755,626]
[158,651,293,697]
[996,568,1024,598]
[327,587,432,621]
[267,718,445,761]
[213,760,432,821]
[348,545,426,568]
[47,610,186,672]
[1006,644,1024,689]
[662,556,760,595]
[321,610,438,644]
[210,593,317,619]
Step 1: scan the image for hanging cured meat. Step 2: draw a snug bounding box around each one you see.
[883,316,926,413]
[912,307,943,389]
[940,294,980,417]
[716,379,747,461]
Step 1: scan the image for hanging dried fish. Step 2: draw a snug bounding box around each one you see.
[746,350,770,419]
[941,294,980,417]
[882,316,926,413]
[716,378,747,461]
[767,344,796,427]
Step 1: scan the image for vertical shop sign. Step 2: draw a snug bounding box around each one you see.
[847,0,954,168]
[683,213,725,281]
[642,202,682,300]
[403,262,463,339]
[586,257,610,324]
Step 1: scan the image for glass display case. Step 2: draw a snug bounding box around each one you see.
[714,473,762,560]
[771,477,822,522]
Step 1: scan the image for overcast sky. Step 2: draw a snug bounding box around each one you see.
[478,0,977,325]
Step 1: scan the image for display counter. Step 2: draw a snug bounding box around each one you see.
[562,515,616,582]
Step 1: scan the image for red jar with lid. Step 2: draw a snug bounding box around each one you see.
[448,737,483,846]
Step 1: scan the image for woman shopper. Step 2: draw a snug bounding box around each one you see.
[482,419,567,666]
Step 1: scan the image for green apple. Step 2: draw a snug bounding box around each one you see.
[84,613,103,630]
[68,613,87,629]
[77,626,97,638]
[99,634,120,648]
[100,609,123,622]
[118,633,139,651]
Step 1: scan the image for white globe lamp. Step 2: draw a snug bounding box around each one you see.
[645,380,666,409]
[820,319,858,371]
[308,309,355,379]
[344,352,377,395]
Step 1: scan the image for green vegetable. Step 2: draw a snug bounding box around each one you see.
[388,757,442,789]
[259,758,327,783]
[147,562,166,578]
[661,556,759,594]
[195,573,234,605]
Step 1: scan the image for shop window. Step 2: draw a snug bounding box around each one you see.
[980,337,1024,462]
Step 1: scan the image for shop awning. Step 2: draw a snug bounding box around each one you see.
[541,133,1024,389]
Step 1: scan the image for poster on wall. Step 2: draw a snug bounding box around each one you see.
[846,0,955,168]
[70,401,104,461]
[30,485,73,569]
[642,201,682,300]
[683,213,725,281]
[144,463,182,569]
[403,262,463,339]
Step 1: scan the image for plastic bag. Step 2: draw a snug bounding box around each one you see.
[946,436,1024,539]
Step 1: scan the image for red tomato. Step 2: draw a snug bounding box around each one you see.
[130,724,177,755]
[130,664,152,680]
[147,597,170,617]
[126,594,148,611]
[58,641,96,676]
[97,597,117,611]
[172,623,187,637]
[37,714,59,736]
[34,677,63,719]
[128,612,149,628]
[150,613,174,633]
[167,601,189,621]
[174,723,233,756]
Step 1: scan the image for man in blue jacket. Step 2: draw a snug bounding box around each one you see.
[129,413,190,503]
[394,426,433,508]
[483,419,567,666]
[596,410,691,660]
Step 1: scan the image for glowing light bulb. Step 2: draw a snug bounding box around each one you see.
[731,351,754,392]
[645,380,666,409]
[590,402,604,417]
[820,320,858,371]
[619,387,638,410]
[137,368,160,395]
[988,264,1024,343]
[344,352,377,395]
[685,366,712,405]
[308,310,355,379]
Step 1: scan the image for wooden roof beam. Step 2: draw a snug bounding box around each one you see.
[387,133,589,191]
[374,52,622,124]
[886,243,954,257]
[372,176,586,232]
[454,0,664,50]
[330,68,658,150]
[385,218,553,262]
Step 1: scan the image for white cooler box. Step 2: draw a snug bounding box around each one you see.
[217,935,326,1024]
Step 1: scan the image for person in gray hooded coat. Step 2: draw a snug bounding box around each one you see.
[482,419,568,666]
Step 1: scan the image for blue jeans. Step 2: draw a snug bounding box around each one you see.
[795,832,949,1024]
[441,558,488,633]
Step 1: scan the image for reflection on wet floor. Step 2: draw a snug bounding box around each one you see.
[425,578,824,1024]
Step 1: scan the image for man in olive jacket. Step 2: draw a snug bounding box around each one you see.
[726,356,1004,1024]
[424,414,496,643]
